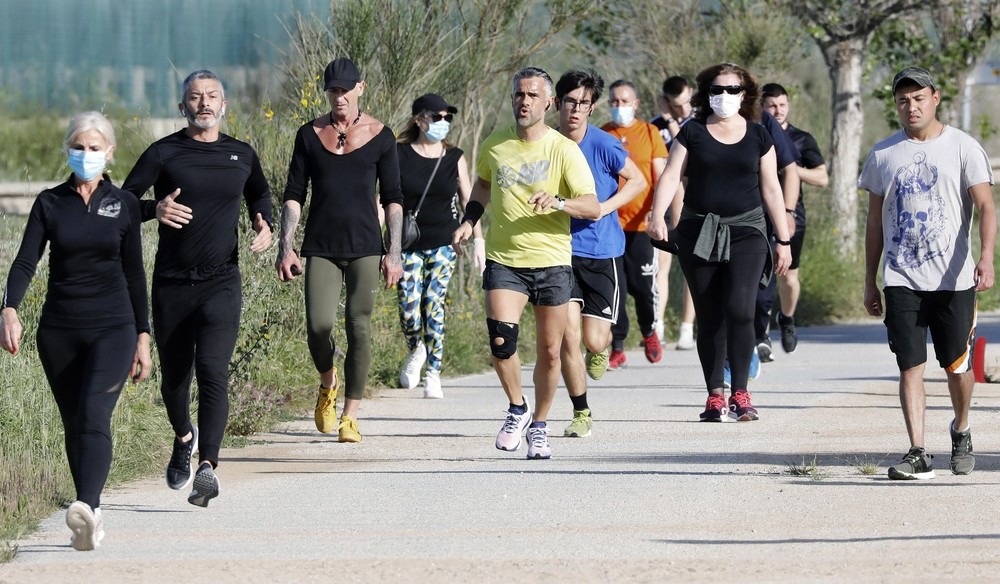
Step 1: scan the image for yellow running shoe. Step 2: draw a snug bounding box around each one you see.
[585,348,610,380]
[314,369,338,434]
[338,415,362,443]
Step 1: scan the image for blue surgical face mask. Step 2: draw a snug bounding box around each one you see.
[610,106,635,126]
[424,120,450,142]
[67,149,107,181]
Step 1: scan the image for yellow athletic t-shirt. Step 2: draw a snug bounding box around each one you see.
[477,126,595,268]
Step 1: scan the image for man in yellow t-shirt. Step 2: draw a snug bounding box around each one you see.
[601,79,668,368]
[453,66,598,460]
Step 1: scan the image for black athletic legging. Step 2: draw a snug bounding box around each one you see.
[37,323,136,510]
[152,271,242,467]
[612,231,659,348]
[678,231,768,392]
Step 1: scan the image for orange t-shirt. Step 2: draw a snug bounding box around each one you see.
[600,120,668,232]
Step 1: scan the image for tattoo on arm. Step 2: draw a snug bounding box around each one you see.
[277,204,300,258]
[385,206,402,256]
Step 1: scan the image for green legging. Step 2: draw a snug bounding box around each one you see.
[304,255,381,401]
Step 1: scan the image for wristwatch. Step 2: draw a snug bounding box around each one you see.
[556,197,566,211]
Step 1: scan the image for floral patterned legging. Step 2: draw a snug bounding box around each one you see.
[397,245,457,373]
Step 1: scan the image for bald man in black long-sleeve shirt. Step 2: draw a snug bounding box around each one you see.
[123,70,273,508]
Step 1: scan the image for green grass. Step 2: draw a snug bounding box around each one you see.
[852,456,882,476]
[785,456,827,481]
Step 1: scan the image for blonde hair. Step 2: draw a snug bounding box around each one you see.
[63,111,117,160]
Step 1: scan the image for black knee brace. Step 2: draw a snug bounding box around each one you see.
[486,318,519,359]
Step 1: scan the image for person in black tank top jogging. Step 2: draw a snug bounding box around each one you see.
[276,58,404,442]
[123,70,274,508]
[395,93,484,398]
[647,63,791,423]
[2,111,152,549]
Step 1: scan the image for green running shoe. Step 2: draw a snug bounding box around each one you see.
[563,408,593,437]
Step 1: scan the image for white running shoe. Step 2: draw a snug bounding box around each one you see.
[495,400,531,451]
[66,501,99,551]
[526,425,552,459]
[399,342,426,389]
[423,370,443,399]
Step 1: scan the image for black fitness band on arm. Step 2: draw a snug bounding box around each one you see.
[775,239,791,246]
[462,201,485,226]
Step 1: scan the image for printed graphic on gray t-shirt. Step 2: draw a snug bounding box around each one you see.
[858,126,993,291]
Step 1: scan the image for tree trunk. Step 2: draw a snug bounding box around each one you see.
[825,37,867,257]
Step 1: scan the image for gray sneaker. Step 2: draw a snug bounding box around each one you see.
[950,422,975,475]
[888,446,935,480]
[188,463,220,507]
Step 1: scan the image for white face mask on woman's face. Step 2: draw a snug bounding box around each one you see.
[709,93,742,119]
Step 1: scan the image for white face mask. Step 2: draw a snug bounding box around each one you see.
[610,106,635,126]
[709,93,742,119]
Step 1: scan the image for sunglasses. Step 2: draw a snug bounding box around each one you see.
[708,85,743,95]
[424,113,454,122]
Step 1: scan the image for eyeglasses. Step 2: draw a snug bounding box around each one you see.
[561,98,593,112]
[709,85,743,95]
[424,113,454,122]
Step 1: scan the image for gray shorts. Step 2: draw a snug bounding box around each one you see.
[482,260,573,306]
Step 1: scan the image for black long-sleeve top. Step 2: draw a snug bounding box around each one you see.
[122,130,273,280]
[282,123,403,258]
[2,176,150,333]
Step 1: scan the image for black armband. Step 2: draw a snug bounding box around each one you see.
[462,201,485,226]
[775,239,791,246]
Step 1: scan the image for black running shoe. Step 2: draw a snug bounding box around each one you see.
[778,313,797,353]
[756,338,774,363]
[950,422,975,475]
[188,463,220,507]
[165,426,199,490]
[888,446,935,480]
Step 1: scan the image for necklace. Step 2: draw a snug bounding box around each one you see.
[330,110,362,149]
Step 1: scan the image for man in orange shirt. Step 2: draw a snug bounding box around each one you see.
[601,79,668,368]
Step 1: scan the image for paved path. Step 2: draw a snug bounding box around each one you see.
[4,317,1000,583]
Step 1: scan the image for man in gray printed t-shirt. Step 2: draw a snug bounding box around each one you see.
[859,66,996,481]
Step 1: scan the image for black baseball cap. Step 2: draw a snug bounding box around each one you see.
[411,93,458,116]
[892,66,937,94]
[324,58,361,91]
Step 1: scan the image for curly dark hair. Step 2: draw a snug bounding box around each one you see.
[692,63,761,123]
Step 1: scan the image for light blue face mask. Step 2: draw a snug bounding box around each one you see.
[424,120,450,142]
[67,149,107,181]
[610,106,635,126]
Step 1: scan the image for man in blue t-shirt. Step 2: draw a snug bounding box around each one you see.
[554,69,646,438]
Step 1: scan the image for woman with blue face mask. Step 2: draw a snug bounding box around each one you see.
[395,94,485,398]
[0,111,152,550]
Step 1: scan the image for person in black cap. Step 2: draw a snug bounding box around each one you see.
[394,93,484,398]
[276,57,403,443]
[860,65,996,480]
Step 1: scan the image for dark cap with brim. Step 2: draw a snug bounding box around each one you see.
[411,93,458,116]
[324,58,361,91]
[892,66,937,94]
